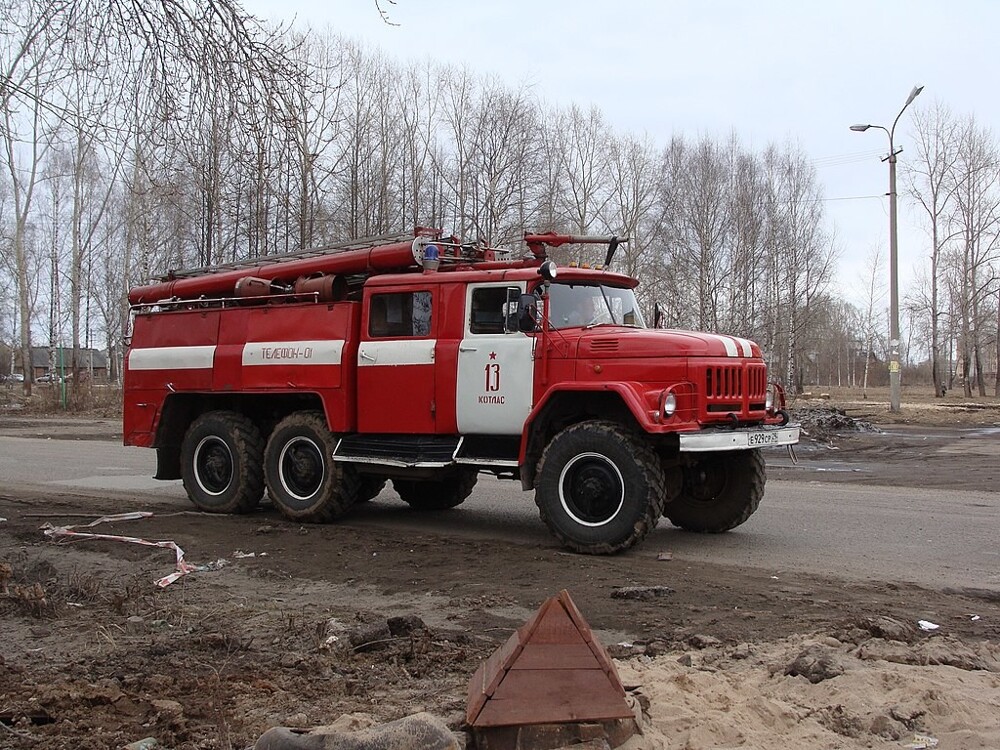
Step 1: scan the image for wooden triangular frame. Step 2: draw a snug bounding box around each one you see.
[466,590,632,728]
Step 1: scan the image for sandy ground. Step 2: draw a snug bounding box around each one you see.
[1,400,999,749]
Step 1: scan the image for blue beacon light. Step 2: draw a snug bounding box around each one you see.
[423,244,440,271]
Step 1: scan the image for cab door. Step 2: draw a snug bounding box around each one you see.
[456,284,535,435]
[357,287,436,433]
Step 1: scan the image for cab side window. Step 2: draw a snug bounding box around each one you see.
[470,286,520,334]
[368,291,432,337]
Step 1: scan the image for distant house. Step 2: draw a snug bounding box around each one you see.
[15,347,109,381]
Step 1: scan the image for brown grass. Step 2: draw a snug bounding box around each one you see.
[793,385,1000,427]
[1,382,123,417]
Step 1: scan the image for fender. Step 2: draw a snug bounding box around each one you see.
[517,382,655,482]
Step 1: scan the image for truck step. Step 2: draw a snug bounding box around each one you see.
[455,435,520,467]
[333,434,461,468]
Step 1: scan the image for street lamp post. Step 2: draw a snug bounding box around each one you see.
[850,84,923,414]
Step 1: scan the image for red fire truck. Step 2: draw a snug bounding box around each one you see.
[124,229,797,554]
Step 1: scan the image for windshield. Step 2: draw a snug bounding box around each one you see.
[546,282,646,330]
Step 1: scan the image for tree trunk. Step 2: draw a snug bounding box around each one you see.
[995,297,1000,397]
[930,215,943,397]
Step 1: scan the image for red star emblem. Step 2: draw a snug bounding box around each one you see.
[489,351,497,360]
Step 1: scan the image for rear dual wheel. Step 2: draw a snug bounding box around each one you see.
[180,411,265,514]
[264,411,360,522]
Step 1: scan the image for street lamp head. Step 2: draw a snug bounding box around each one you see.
[905,85,924,107]
[849,124,871,132]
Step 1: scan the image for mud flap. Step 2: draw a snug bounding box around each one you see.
[154,445,181,480]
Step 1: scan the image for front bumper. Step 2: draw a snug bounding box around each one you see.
[678,424,800,452]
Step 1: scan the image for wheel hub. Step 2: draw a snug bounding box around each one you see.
[558,452,625,527]
[194,437,233,496]
[279,437,325,501]
[576,474,608,502]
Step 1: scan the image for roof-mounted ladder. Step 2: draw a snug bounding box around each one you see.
[159,231,417,281]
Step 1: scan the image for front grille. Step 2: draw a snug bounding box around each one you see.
[747,364,766,399]
[706,366,743,399]
[702,362,768,417]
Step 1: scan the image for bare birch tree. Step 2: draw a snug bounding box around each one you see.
[858,247,887,398]
[949,115,1000,396]
[663,136,730,331]
[466,80,540,245]
[0,0,67,394]
[435,65,479,238]
[393,59,441,231]
[906,102,962,397]
[554,104,613,255]
[763,144,836,392]
[604,133,661,312]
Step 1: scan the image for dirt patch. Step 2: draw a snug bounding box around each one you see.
[2,403,999,748]
[777,403,1000,493]
[2,492,999,749]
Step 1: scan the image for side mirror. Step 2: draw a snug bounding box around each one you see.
[517,293,539,332]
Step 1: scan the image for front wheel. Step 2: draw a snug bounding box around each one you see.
[664,449,765,532]
[534,420,666,555]
[180,411,265,514]
[264,411,359,522]
[393,469,478,510]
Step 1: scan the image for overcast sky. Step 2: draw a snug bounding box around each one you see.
[244,0,997,306]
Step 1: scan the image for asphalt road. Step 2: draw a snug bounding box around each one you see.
[2,434,998,593]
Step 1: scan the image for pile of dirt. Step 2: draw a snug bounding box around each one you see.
[619,628,1000,749]
[791,405,880,445]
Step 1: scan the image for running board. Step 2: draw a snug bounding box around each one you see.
[332,433,521,469]
[333,434,462,468]
[455,457,519,468]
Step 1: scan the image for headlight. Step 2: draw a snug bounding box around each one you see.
[765,386,774,411]
[660,389,677,418]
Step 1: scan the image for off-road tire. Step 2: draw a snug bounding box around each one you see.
[534,420,666,555]
[664,448,765,532]
[264,411,360,522]
[356,477,387,503]
[393,469,478,510]
[180,411,265,514]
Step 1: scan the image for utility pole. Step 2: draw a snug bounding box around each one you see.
[850,84,924,413]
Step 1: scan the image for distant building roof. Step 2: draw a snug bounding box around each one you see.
[30,346,108,369]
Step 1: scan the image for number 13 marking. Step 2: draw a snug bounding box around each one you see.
[484,363,501,392]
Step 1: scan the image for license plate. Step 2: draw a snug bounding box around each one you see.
[678,425,799,452]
